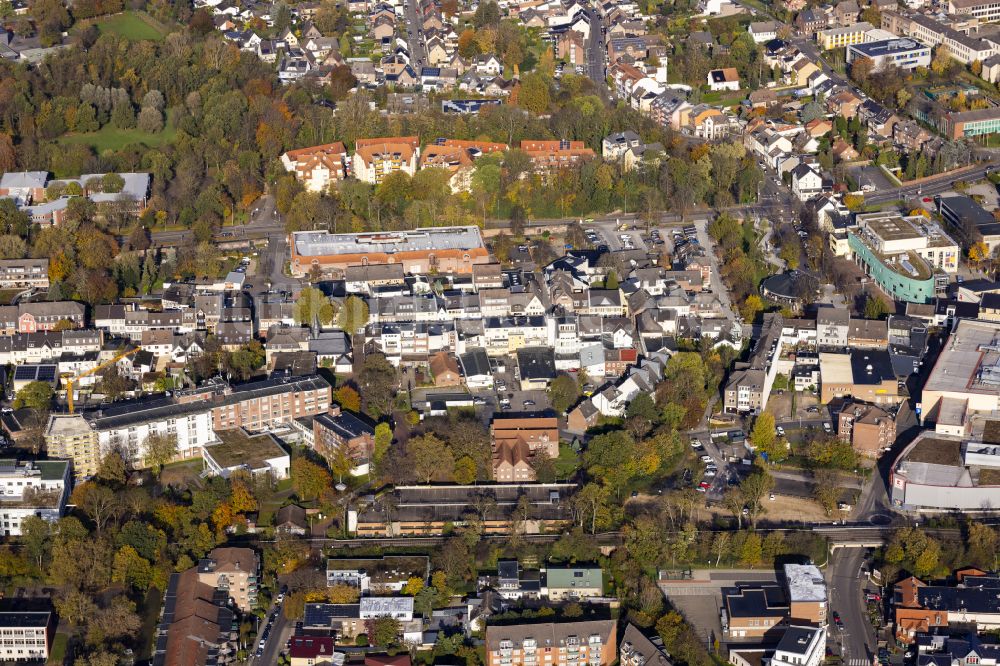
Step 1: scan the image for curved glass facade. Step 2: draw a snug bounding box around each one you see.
[847,232,936,303]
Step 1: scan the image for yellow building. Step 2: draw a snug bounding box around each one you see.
[818,21,873,49]
[44,414,99,478]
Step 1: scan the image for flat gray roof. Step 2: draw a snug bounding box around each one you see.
[293,226,485,257]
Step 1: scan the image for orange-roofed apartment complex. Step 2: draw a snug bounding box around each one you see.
[353,136,421,184]
[520,140,596,176]
[289,226,492,277]
[420,139,508,192]
[491,415,559,482]
[281,142,349,192]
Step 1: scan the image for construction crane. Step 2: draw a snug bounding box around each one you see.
[63,346,143,414]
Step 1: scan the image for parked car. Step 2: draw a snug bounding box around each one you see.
[700,454,713,463]
[776,426,785,437]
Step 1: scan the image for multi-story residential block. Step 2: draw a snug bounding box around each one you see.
[310,407,375,474]
[281,142,349,192]
[0,302,86,335]
[419,139,508,192]
[303,598,416,640]
[520,140,596,175]
[44,414,100,479]
[892,569,1000,643]
[45,376,331,470]
[0,611,55,662]
[491,415,559,482]
[723,313,783,414]
[619,624,672,666]
[837,401,896,457]
[541,566,604,600]
[0,459,70,536]
[770,626,827,666]
[0,259,48,289]
[289,226,491,277]
[154,567,239,666]
[847,212,958,303]
[0,329,102,366]
[937,194,1000,256]
[352,136,420,184]
[485,620,618,666]
[197,547,259,612]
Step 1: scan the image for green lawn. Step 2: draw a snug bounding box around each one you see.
[95,12,167,41]
[46,633,67,666]
[60,109,177,152]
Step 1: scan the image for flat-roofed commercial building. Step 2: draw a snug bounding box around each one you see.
[847,212,958,303]
[847,37,930,70]
[289,226,491,277]
[201,428,290,481]
[937,194,1000,255]
[890,419,1000,511]
[921,319,1000,427]
[819,350,901,405]
[942,107,1000,140]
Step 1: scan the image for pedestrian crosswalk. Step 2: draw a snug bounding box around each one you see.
[848,659,870,666]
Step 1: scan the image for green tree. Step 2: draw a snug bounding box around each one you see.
[13,381,53,411]
[864,295,891,319]
[143,432,178,474]
[365,616,401,647]
[357,354,398,417]
[518,74,551,115]
[291,457,332,501]
[336,295,369,334]
[548,373,580,412]
[373,422,392,473]
[408,434,455,483]
[740,531,764,568]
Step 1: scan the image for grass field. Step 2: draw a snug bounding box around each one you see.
[60,109,177,152]
[46,633,67,666]
[95,12,167,41]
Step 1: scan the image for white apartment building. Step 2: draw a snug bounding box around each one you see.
[771,626,827,666]
[0,460,70,536]
[0,612,54,662]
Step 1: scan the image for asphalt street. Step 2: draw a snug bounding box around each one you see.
[583,7,610,101]
[252,604,291,666]
[402,0,426,67]
[829,547,876,666]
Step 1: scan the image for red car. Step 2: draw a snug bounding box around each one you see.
[922,197,932,203]
[699,481,711,489]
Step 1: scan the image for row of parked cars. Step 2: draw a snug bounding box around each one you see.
[691,439,718,492]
